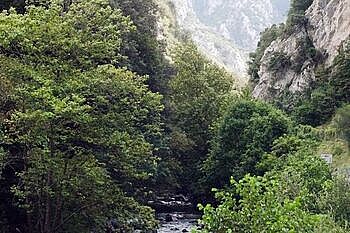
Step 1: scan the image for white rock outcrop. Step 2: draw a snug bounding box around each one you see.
[307,0,350,64]
[253,0,350,102]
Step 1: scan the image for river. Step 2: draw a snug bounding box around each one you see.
[157,212,201,233]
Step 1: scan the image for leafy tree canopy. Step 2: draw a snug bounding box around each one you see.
[0,1,163,232]
[201,99,292,193]
[168,42,235,195]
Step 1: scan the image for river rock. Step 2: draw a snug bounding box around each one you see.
[148,193,194,212]
[165,214,173,222]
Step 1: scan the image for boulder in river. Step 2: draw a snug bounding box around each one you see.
[165,214,173,222]
[148,194,194,212]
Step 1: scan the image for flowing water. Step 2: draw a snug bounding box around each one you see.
[157,212,201,233]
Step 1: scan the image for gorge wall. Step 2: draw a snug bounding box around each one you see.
[157,0,290,83]
[252,0,350,103]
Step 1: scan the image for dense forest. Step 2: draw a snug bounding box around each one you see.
[0,0,349,232]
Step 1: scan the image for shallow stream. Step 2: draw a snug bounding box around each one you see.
[157,212,201,233]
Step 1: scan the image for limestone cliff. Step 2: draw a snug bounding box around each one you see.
[253,0,350,103]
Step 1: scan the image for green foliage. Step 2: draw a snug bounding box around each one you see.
[293,40,350,126]
[201,99,291,192]
[197,175,340,233]
[0,1,163,232]
[285,0,313,31]
[0,59,161,232]
[257,127,329,210]
[271,149,331,212]
[288,0,314,13]
[169,42,235,194]
[291,37,322,74]
[170,42,234,149]
[196,129,349,233]
[317,175,350,226]
[110,0,169,92]
[334,105,350,146]
[257,125,320,172]
[0,0,133,71]
[2,0,349,232]
[1,0,169,89]
[292,86,336,126]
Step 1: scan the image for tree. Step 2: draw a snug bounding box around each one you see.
[0,1,163,232]
[201,99,291,192]
[248,24,283,85]
[110,0,169,92]
[285,0,314,30]
[169,42,235,194]
[0,0,133,71]
[292,39,350,126]
[196,175,343,233]
[0,57,161,233]
[293,84,337,126]
[196,129,348,233]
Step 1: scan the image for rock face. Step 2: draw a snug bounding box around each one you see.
[307,0,350,64]
[160,0,289,82]
[253,0,350,102]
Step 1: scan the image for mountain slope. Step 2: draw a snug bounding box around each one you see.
[161,0,289,82]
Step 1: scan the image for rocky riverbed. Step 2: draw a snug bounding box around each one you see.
[147,193,202,232]
[157,212,201,233]
[147,194,193,213]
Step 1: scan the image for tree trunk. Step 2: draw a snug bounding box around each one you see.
[43,172,52,233]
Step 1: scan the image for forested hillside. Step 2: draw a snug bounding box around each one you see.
[0,0,349,233]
